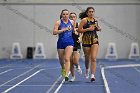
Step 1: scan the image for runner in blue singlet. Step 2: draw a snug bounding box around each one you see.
[53,9,74,81]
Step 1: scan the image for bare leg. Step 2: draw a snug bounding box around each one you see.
[83,47,91,78]
[57,49,65,69]
[70,51,82,81]
[72,51,80,67]
[90,44,99,81]
[64,46,73,80]
[70,54,75,77]
[73,51,82,74]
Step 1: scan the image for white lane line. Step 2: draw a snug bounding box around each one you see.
[2,85,52,87]
[54,78,65,93]
[12,67,61,70]
[54,72,70,93]
[2,69,44,93]
[3,84,104,87]
[100,63,140,93]
[104,64,140,69]
[0,69,13,75]
[0,65,10,69]
[46,75,62,93]
[100,66,111,93]
[134,67,140,73]
[0,64,41,88]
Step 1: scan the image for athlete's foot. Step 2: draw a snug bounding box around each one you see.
[65,76,69,81]
[85,73,89,79]
[85,69,89,79]
[90,74,95,82]
[61,68,66,77]
[76,65,82,75]
[70,76,75,82]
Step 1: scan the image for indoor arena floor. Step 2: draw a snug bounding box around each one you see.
[0,59,140,93]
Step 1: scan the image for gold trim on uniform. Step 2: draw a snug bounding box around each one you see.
[82,32,98,45]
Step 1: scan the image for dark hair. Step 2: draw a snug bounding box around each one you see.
[79,7,95,19]
[70,12,77,18]
[60,9,69,19]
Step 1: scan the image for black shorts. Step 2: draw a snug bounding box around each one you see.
[82,33,99,47]
[73,46,81,53]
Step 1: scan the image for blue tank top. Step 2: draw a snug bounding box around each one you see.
[58,19,74,43]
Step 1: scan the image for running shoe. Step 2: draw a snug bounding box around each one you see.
[85,69,90,79]
[65,76,69,81]
[76,65,82,75]
[70,76,75,82]
[90,74,95,82]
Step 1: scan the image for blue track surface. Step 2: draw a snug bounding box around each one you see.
[0,59,139,93]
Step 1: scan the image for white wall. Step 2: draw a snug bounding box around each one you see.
[0,0,140,3]
[0,4,140,59]
[136,6,140,46]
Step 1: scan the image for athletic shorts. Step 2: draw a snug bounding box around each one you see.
[82,33,99,47]
[73,47,81,53]
[57,41,74,49]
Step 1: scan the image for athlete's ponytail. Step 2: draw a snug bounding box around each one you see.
[79,7,95,19]
[79,10,87,20]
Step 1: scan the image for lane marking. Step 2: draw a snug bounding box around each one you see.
[0,65,10,69]
[54,72,70,93]
[101,67,111,93]
[104,64,140,69]
[54,78,65,93]
[0,64,42,88]
[2,85,52,87]
[101,63,140,93]
[3,84,104,87]
[46,75,62,93]
[11,67,61,70]
[2,69,44,93]
[0,69,13,75]
[134,67,140,73]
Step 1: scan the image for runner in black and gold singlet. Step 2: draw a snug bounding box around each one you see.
[82,17,99,47]
[78,7,101,82]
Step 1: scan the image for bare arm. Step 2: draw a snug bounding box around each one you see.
[78,22,83,42]
[78,18,95,33]
[76,23,83,43]
[77,33,83,43]
[53,20,66,35]
[77,18,87,33]
[95,19,101,31]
